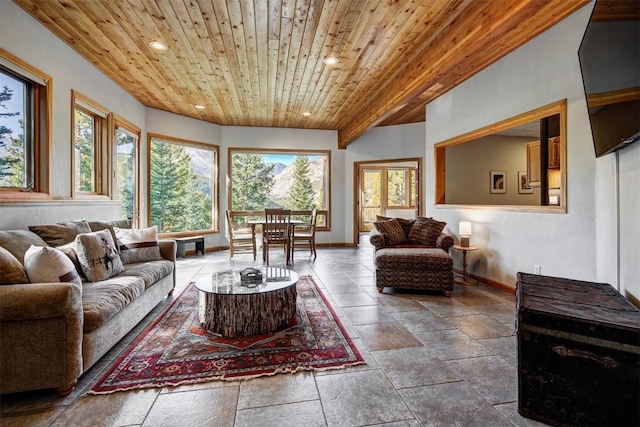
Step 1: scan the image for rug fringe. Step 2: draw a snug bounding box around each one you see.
[86,360,367,395]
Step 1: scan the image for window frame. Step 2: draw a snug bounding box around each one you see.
[112,114,140,227]
[0,49,51,201]
[227,147,332,231]
[147,133,220,236]
[71,90,110,199]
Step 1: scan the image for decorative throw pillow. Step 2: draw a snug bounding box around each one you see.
[57,241,86,279]
[75,230,124,282]
[376,215,416,237]
[408,217,447,247]
[88,219,132,250]
[0,246,29,285]
[23,245,82,286]
[114,226,162,264]
[373,218,407,246]
[28,219,91,247]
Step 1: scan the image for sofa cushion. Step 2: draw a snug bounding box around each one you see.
[0,246,29,285]
[376,215,417,237]
[0,230,48,264]
[375,247,452,271]
[88,219,132,249]
[75,230,125,282]
[23,245,82,286]
[408,217,447,247]
[120,260,174,288]
[82,275,145,332]
[57,241,86,280]
[374,219,407,246]
[28,220,92,247]
[115,226,162,264]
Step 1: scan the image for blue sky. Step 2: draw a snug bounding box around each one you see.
[0,72,24,140]
[264,154,321,165]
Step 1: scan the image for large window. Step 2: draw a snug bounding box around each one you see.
[148,134,219,234]
[0,49,50,198]
[229,149,331,228]
[72,91,109,197]
[113,116,140,225]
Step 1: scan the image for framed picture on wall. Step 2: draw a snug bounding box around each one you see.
[518,171,534,194]
[490,170,506,194]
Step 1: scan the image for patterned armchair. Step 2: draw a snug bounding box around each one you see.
[369,217,454,296]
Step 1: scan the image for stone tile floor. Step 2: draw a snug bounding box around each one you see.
[0,237,549,426]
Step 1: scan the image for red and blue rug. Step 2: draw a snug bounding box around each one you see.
[90,275,364,394]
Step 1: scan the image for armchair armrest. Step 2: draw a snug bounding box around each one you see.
[436,233,454,252]
[369,229,385,251]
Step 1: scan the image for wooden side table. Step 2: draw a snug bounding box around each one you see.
[451,245,478,285]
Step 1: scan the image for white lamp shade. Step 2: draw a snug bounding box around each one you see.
[459,221,472,236]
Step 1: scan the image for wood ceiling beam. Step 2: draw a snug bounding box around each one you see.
[337,0,590,148]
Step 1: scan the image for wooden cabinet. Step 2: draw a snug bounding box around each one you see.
[548,136,560,168]
[526,137,560,187]
[526,142,541,187]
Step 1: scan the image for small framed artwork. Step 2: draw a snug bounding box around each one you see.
[518,171,533,194]
[490,170,506,194]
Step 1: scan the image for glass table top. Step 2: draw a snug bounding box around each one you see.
[195,268,299,295]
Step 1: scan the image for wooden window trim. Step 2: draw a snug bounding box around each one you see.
[0,49,52,201]
[147,133,220,236]
[71,90,110,200]
[434,99,567,213]
[228,147,332,231]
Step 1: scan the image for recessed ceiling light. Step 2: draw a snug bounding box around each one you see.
[323,56,339,66]
[195,105,206,110]
[302,111,312,117]
[148,40,168,51]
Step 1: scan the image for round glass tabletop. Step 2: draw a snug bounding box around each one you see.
[195,268,299,295]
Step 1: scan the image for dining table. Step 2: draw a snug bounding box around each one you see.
[247,219,309,264]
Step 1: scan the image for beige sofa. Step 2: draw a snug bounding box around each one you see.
[0,221,176,395]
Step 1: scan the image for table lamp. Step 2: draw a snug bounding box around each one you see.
[459,221,472,247]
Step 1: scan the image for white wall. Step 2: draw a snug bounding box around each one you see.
[445,135,540,205]
[0,1,146,200]
[426,4,597,287]
[345,122,426,243]
[617,142,640,300]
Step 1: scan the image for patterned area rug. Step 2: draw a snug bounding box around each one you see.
[89,275,364,394]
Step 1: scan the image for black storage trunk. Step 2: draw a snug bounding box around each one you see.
[515,272,640,427]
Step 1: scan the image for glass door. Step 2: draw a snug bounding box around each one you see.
[359,168,382,231]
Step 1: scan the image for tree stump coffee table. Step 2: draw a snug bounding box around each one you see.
[195,268,299,337]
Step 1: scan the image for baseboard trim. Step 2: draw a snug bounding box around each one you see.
[453,268,516,295]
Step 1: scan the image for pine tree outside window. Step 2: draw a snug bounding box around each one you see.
[148,134,219,234]
[228,149,331,229]
[0,50,51,199]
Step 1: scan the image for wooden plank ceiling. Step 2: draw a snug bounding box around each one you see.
[14,0,603,148]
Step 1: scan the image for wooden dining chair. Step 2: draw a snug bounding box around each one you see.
[291,208,318,260]
[225,210,256,260]
[262,208,291,265]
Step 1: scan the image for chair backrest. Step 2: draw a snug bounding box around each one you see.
[264,209,290,242]
[225,210,233,239]
[308,208,318,237]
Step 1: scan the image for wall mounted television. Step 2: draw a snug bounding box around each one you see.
[578,2,640,158]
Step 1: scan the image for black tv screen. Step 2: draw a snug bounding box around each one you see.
[578,3,640,158]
